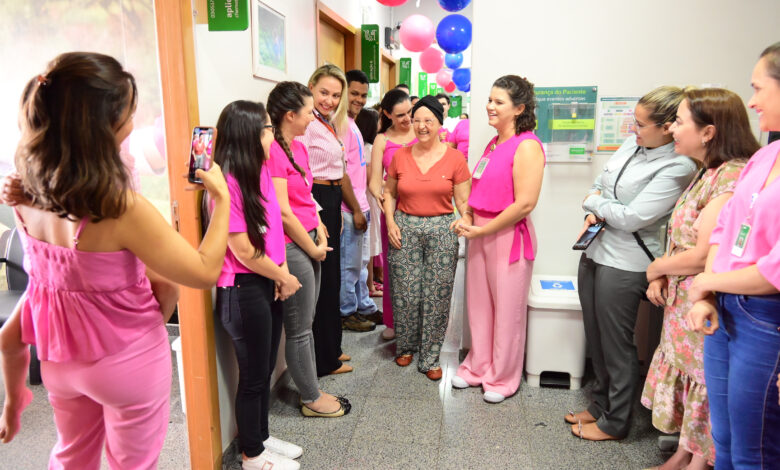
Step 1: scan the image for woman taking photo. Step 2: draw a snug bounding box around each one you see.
[450,75,545,404]
[688,42,780,468]
[0,52,229,469]
[298,64,363,376]
[212,100,305,469]
[368,89,415,340]
[641,89,759,470]
[383,96,470,380]
[569,86,698,440]
[267,81,351,418]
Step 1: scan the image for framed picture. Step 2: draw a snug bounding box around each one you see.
[251,0,287,82]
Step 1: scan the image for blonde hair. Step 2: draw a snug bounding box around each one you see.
[308,64,348,135]
[638,85,690,125]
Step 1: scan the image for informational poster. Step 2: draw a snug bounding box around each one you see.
[417,72,428,97]
[208,0,249,31]
[399,58,412,90]
[361,25,380,83]
[597,97,639,152]
[429,82,438,96]
[534,86,598,162]
[450,95,462,117]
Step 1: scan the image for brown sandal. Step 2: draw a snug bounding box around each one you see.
[570,422,621,441]
[564,409,597,425]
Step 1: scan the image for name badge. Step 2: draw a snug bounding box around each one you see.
[731,223,751,257]
[473,158,489,179]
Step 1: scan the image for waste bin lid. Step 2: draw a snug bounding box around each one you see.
[527,275,581,310]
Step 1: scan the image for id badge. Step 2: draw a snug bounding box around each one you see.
[473,158,489,179]
[731,223,751,257]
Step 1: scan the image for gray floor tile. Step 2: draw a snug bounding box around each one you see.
[341,437,439,470]
[353,397,442,447]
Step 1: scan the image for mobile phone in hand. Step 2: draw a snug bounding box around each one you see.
[572,221,606,250]
[188,127,215,184]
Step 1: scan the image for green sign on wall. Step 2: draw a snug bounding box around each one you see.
[399,58,412,90]
[417,72,428,97]
[429,83,438,97]
[361,25,380,83]
[450,95,462,117]
[207,0,249,31]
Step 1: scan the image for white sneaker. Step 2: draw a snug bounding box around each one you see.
[263,436,303,459]
[242,449,300,470]
[483,391,505,403]
[451,375,470,389]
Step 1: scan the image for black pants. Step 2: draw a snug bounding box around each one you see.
[577,254,661,438]
[311,183,343,376]
[217,273,283,458]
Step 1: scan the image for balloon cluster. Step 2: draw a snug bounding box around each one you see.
[389,0,473,93]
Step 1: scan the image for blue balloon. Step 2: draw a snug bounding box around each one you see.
[452,68,471,89]
[457,82,470,93]
[437,0,471,12]
[444,53,463,69]
[435,14,472,54]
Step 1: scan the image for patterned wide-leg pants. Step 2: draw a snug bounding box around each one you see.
[388,211,458,371]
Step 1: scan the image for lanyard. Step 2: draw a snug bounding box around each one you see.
[351,126,365,167]
[314,111,345,151]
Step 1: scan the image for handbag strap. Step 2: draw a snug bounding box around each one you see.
[613,148,655,261]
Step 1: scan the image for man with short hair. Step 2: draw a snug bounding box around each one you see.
[394,83,410,94]
[436,93,459,132]
[340,70,381,332]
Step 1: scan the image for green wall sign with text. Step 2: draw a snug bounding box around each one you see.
[207,0,249,31]
[361,25,380,83]
[399,58,412,90]
[418,72,428,97]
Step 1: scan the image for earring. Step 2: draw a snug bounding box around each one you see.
[702,139,707,146]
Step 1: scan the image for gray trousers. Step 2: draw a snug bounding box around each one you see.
[577,253,659,438]
[282,231,321,403]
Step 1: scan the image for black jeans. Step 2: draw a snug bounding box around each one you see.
[311,183,343,376]
[217,273,283,458]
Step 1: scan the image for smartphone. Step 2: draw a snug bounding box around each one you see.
[572,221,606,250]
[188,126,215,184]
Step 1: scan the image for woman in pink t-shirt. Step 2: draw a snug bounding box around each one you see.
[451,76,545,404]
[687,43,780,468]
[211,100,305,469]
[266,81,351,419]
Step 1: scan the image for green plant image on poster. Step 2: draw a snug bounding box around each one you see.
[252,0,286,76]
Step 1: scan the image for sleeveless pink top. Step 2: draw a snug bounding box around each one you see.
[18,213,162,362]
[382,136,418,173]
[469,131,546,263]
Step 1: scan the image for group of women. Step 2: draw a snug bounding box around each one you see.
[0,40,778,470]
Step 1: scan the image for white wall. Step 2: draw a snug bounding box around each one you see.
[191,0,391,451]
[471,0,780,277]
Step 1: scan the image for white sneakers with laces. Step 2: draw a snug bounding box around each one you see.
[242,449,300,470]
[263,436,303,460]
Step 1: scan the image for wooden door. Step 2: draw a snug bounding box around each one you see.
[316,1,358,70]
[380,49,398,97]
[318,18,346,69]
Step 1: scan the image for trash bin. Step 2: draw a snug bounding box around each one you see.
[525,275,586,390]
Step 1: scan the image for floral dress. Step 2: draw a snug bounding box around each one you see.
[641,160,745,464]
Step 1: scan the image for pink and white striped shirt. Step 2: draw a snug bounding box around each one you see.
[297,111,345,180]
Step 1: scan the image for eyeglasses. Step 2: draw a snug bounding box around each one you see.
[412,118,437,127]
[632,117,662,132]
[263,125,274,129]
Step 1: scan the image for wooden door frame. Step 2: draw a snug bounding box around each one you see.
[155,1,223,469]
[315,0,359,69]
[381,48,398,90]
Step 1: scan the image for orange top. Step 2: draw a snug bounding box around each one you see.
[387,146,470,217]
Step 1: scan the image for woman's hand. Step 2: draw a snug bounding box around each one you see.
[309,224,332,262]
[191,163,228,201]
[646,277,668,307]
[449,213,473,235]
[686,298,719,335]
[387,221,402,249]
[576,213,602,241]
[646,256,666,282]
[688,272,713,303]
[0,173,27,207]
[276,271,302,301]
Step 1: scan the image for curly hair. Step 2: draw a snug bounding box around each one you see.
[492,75,536,134]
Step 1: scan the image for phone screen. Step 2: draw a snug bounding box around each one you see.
[572,221,606,250]
[188,127,215,184]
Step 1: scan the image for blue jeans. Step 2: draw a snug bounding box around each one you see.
[704,293,780,469]
[340,211,377,317]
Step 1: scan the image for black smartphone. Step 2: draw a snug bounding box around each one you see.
[188,126,215,184]
[572,221,606,250]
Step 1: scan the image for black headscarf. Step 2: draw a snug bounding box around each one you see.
[411,95,444,124]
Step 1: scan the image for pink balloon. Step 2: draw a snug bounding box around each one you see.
[400,15,434,52]
[377,0,407,5]
[436,69,453,88]
[419,47,444,73]
[444,81,457,93]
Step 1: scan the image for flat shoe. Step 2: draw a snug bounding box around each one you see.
[300,401,351,418]
[395,354,413,367]
[483,391,505,403]
[425,368,442,381]
[451,375,470,389]
[570,422,621,441]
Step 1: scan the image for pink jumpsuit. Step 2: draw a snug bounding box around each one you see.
[18,214,169,470]
[455,132,545,397]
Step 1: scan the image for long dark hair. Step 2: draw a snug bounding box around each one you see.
[379,88,410,134]
[213,100,268,257]
[15,51,136,221]
[355,108,379,145]
[267,81,312,180]
[492,75,536,134]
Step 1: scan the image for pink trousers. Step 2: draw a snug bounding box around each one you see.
[380,216,393,328]
[456,214,534,397]
[42,325,171,470]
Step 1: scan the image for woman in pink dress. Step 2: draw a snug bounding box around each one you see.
[450,75,545,404]
[641,88,759,470]
[368,88,416,340]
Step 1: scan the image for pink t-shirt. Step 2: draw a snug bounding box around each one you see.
[217,167,285,287]
[341,118,370,213]
[267,140,319,243]
[710,140,780,289]
[447,119,469,160]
